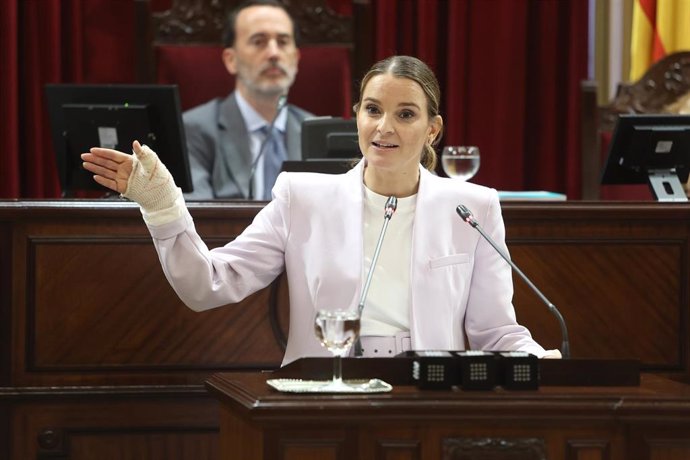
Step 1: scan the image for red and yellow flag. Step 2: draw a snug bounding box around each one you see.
[630,0,690,81]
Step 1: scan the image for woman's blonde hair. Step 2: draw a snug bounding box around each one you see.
[353,55,444,171]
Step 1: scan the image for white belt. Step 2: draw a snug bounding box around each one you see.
[358,331,411,357]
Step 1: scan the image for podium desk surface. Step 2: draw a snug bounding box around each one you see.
[205,371,690,460]
[206,371,690,417]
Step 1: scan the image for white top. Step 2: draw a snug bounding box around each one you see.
[360,186,416,336]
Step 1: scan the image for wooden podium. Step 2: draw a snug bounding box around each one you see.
[3,200,690,459]
[206,360,690,460]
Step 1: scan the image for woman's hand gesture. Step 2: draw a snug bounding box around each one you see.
[81,141,139,194]
[81,140,180,213]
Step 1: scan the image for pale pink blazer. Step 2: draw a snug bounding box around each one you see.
[148,161,546,365]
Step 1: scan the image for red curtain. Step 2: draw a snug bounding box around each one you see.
[2,0,587,199]
[372,0,588,197]
[0,1,20,197]
[1,0,135,198]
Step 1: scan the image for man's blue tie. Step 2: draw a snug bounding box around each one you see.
[262,125,287,200]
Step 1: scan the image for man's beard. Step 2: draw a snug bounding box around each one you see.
[238,62,297,98]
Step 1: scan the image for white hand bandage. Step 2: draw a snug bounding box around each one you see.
[122,144,181,213]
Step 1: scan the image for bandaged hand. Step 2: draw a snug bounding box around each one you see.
[123,142,181,214]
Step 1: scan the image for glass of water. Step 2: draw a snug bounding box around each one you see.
[442,146,480,181]
[314,308,361,392]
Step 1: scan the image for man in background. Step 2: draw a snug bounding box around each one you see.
[183,0,312,200]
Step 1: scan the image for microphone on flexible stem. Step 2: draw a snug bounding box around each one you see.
[456,204,571,359]
[247,95,288,200]
[353,196,398,357]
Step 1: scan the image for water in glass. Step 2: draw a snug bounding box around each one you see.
[442,146,480,181]
[314,309,361,391]
[315,309,360,357]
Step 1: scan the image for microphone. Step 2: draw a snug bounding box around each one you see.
[456,204,571,359]
[354,196,398,357]
[247,95,288,200]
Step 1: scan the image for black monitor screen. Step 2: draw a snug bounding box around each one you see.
[45,84,192,194]
[301,116,359,160]
[281,159,353,175]
[601,114,690,201]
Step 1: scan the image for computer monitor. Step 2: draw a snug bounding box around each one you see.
[601,114,690,202]
[281,159,354,175]
[301,116,359,160]
[45,84,192,195]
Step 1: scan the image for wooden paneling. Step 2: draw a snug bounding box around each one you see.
[2,201,689,385]
[627,426,690,460]
[1,200,690,459]
[4,202,289,389]
[566,440,611,460]
[512,242,681,365]
[28,238,284,371]
[503,203,690,378]
[10,392,218,459]
[207,372,690,460]
[0,219,11,387]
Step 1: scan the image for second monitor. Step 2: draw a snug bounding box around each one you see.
[301,117,359,160]
[601,114,690,202]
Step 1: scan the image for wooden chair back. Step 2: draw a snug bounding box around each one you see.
[134,0,355,117]
[581,51,690,199]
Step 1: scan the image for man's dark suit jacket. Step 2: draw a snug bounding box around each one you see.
[183,92,312,200]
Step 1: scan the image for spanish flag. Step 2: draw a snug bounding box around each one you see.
[630,0,690,81]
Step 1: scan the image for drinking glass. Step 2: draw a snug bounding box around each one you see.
[442,146,481,181]
[314,308,361,391]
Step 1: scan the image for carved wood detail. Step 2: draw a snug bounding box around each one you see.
[442,437,547,460]
[283,0,353,46]
[151,0,352,45]
[37,428,65,455]
[580,51,690,199]
[599,52,690,132]
[154,0,229,44]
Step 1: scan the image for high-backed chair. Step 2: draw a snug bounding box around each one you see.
[581,51,690,200]
[598,51,690,134]
[134,0,354,117]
